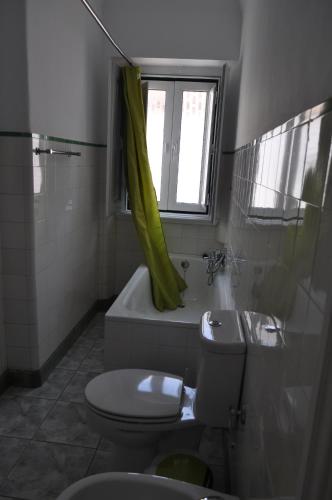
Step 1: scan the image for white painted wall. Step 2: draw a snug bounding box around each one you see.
[25,0,111,143]
[0,1,30,132]
[235,0,332,147]
[0,0,113,144]
[1,0,242,143]
[102,0,242,61]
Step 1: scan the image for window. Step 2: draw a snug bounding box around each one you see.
[143,78,219,215]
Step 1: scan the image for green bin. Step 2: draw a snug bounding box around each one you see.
[147,452,212,488]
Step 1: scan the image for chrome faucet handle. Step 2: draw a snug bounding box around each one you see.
[202,249,224,261]
[199,496,223,500]
[202,252,215,263]
[213,249,227,265]
[214,249,223,260]
[209,250,217,259]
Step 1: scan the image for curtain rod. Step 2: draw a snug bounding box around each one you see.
[80,0,135,67]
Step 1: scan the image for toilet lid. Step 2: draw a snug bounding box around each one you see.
[85,369,184,420]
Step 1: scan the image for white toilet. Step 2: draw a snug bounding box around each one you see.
[85,310,247,452]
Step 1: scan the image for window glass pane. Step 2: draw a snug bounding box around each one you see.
[176,91,207,204]
[146,90,166,201]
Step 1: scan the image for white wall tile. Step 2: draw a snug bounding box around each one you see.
[5,324,36,348]
[1,249,30,276]
[0,244,7,374]
[114,216,222,290]
[2,275,34,300]
[229,113,332,498]
[1,137,103,371]
[0,166,25,194]
[0,195,26,222]
[3,299,36,325]
[6,346,36,370]
[0,137,33,167]
[0,222,27,249]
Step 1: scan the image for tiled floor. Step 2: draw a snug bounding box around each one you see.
[0,312,227,499]
[0,313,114,500]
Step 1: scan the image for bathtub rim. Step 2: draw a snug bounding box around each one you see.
[106,253,233,328]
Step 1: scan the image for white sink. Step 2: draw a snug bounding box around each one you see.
[56,472,237,500]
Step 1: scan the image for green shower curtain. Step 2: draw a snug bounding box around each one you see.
[122,66,186,311]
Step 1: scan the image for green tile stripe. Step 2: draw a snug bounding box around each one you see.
[0,131,107,148]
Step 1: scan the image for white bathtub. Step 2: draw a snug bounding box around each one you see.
[105,254,234,385]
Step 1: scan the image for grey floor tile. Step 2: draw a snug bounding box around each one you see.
[86,450,118,475]
[98,437,117,453]
[35,401,100,448]
[0,397,55,439]
[0,437,28,480]
[73,337,95,349]
[87,449,144,475]
[57,344,92,371]
[88,313,105,328]
[92,440,152,474]
[0,440,94,500]
[92,338,104,349]
[82,326,104,341]
[3,369,74,400]
[60,371,100,404]
[78,346,104,373]
[158,426,203,455]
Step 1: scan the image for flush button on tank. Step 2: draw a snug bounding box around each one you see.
[208,319,222,327]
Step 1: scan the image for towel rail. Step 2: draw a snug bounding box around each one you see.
[33,148,81,157]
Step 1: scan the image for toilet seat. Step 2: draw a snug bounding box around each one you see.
[85,369,184,424]
[86,373,197,446]
[86,401,181,424]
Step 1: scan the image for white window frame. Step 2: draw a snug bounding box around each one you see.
[111,66,226,224]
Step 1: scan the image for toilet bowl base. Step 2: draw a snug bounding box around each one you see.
[87,405,162,447]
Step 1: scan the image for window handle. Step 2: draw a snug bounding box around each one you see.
[171,140,179,159]
[170,142,176,162]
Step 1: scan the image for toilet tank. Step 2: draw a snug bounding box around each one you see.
[194,310,246,428]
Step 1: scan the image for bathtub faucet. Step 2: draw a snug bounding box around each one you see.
[202,249,226,285]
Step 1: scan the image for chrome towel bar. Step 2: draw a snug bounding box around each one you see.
[33,148,81,157]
